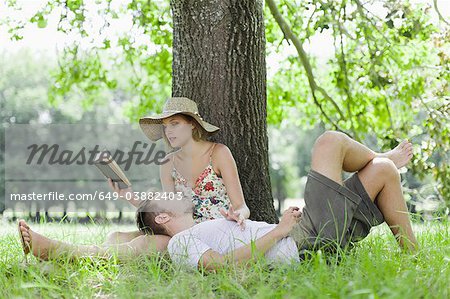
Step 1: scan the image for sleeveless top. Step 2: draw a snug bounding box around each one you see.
[171,144,231,224]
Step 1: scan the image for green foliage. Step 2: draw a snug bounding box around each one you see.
[266,56,312,125]
[265,0,450,206]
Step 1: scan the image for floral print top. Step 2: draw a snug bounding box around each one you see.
[172,145,231,224]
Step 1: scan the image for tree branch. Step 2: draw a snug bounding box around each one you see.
[352,0,395,47]
[266,0,346,132]
[433,0,450,26]
[336,3,360,140]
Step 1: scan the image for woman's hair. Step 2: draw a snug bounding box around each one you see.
[183,114,209,141]
[161,113,209,148]
[135,199,171,236]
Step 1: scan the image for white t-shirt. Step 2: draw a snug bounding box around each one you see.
[168,219,300,268]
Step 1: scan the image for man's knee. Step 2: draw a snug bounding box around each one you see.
[313,131,347,154]
[371,157,400,180]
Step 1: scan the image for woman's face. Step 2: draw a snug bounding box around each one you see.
[162,115,194,147]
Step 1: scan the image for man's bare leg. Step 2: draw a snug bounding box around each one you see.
[18,220,170,261]
[356,159,418,251]
[310,131,417,251]
[311,131,413,184]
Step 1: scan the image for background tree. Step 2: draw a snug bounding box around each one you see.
[170,0,276,222]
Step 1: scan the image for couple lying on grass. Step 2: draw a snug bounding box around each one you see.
[18,97,418,270]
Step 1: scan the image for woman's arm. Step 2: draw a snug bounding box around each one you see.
[213,144,250,220]
[160,153,176,193]
[107,153,176,209]
[107,178,140,208]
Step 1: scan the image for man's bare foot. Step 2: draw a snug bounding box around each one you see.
[18,219,49,260]
[378,140,413,169]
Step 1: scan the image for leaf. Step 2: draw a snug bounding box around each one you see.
[37,19,47,28]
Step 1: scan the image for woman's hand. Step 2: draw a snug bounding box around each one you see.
[220,205,246,230]
[107,178,134,201]
[107,178,133,197]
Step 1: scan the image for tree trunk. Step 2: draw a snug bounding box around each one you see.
[171,0,277,222]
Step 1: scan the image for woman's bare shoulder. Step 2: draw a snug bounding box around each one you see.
[212,142,229,152]
[159,150,180,170]
[211,143,233,160]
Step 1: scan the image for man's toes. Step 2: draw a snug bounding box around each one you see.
[399,140,408,148]
[402,145,412,154]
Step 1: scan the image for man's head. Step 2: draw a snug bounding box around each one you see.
[135,194,195,236]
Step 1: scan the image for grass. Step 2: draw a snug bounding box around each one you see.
[0,220,449,299]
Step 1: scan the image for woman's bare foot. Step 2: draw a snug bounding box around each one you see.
[18,219,50,260]
[18,219,31,256]
[378,140,413,169]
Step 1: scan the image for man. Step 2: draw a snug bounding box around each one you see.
[135,131,418,270]
[136,197,303,269]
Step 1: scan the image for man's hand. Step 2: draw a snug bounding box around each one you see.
[220,205,246,230]
[274,206,302,238]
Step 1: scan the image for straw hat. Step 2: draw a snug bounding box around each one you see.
[139,97,220,142]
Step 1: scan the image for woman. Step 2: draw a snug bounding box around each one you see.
[18,97,250,261]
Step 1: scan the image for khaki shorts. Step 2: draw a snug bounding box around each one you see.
[289,170,384,253]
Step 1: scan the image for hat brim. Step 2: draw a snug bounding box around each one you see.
[139,111,220,142]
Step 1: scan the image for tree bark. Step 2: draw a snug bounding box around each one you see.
[171,0,277,222]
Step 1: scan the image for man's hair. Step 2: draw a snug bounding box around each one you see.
[135,199,171,236]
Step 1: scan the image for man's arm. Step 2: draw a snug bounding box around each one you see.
[199,207,302,270]
[199,226,284,270]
